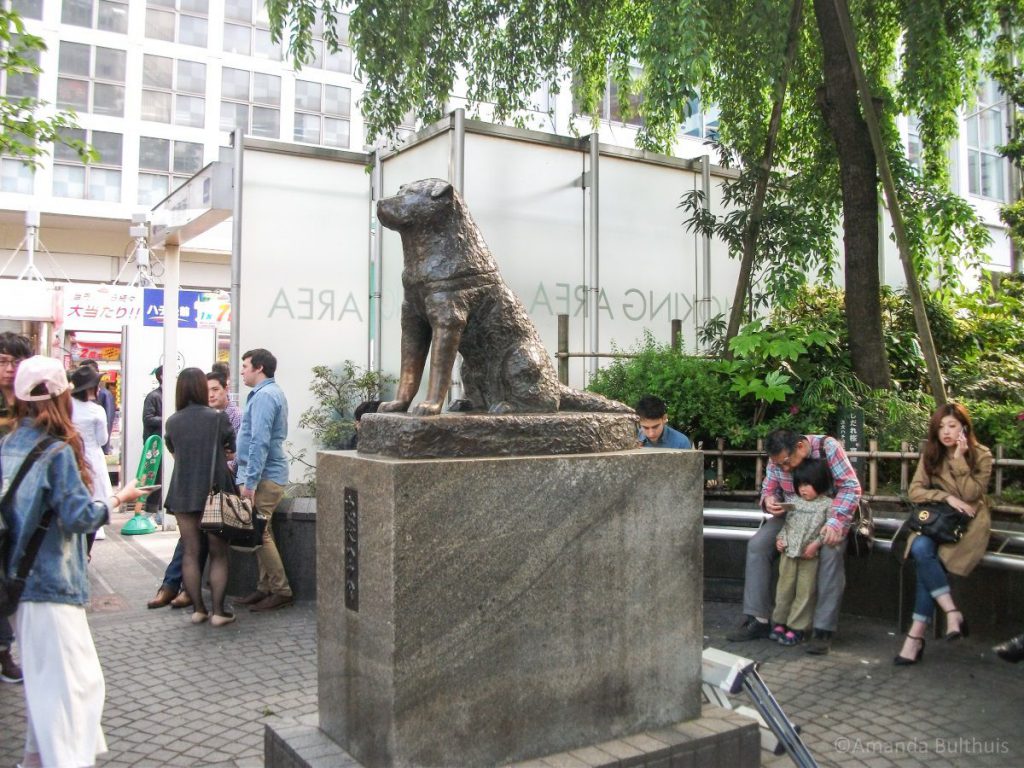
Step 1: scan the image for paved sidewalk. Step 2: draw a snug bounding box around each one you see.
[2,512,1023,767]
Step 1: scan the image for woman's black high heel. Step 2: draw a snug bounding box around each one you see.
[945,609,970,641]
[894,635,926,666]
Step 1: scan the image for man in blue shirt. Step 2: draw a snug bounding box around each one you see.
[234,348,293,611]
[636,394,692,449]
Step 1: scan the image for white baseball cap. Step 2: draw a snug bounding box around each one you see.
[14,355,70,402]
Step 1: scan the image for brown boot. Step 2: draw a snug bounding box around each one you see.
[250,593,294,612]
[170,591,192,609]
[235,590,269,606]
[146,586,176,609]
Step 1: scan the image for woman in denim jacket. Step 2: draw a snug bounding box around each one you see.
[1,356,144,768]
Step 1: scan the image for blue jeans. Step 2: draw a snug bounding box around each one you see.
[0,616,13,650]
[910,534,951,623]
[161,534,209,592]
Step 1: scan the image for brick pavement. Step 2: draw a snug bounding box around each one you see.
[1,513,1022,767]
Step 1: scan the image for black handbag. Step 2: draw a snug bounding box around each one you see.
[906,501,972,544]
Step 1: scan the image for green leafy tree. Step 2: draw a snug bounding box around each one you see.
[1,9,94,165]
[298,361,395,449]
[267,0,997,394]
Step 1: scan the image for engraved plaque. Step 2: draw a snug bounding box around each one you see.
[344,487,358,612]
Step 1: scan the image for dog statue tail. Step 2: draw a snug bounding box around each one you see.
[557,385,634,413]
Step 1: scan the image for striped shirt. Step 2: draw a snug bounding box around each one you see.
[760,435,861,531]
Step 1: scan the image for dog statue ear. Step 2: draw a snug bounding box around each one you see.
[430,181,454,200]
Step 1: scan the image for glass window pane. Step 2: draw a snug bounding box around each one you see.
[295,80,320,112]
[145,8,174,40]
[88,167,121,202]
[95,47,126,82]
[62,0,94,27]
[179,15,208,47]
[223,22,251,55]
[139,137,170,171]
[12,1,44,20]
[141,89,172,122]
[147,0,174,8]
[294,113,320,144]
[324,85,350,117]
[91,131,122,166]
[323,117,349,149]
[143,55,173,88]
[98,0,129,33]
[92,83,125,116]
[253,73,280,105]
[219,101,249,131]
[58,42,91,76]
[6,72,40,98]
[1,159,34,194]
[251,106,279,139]
[180,0,208,12]
[325,46,352,74]
[221,67,249,100]
[174,95,205,127]
[173,141,203,174]
[981,152,1005,200]
[57,78,89,112]
[176,60,206,94]
[138,173,169,206]
[254,28,281,60]
[225,0,251,22]
[308,39,323,68]
[53,164,86,198]
[54,128,86,161]
[981,107,1003,151]
[966,115,979,148]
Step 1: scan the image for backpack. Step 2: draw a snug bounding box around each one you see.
[0,436,58,617]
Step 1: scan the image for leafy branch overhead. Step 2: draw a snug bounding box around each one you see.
[267,0,1004,398]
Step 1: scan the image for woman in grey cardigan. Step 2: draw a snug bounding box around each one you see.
[164,367,236,626]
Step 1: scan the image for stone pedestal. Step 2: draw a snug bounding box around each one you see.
[315,448,704,768]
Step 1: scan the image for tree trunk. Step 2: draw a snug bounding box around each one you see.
[813,0,893,389]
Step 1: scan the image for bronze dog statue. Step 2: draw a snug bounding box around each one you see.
[377,178,630,417]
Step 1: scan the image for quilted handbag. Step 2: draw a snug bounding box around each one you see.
[198,425,265,549]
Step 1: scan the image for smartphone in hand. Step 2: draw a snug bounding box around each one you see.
[779,502,796,512]
[136,484,161,493]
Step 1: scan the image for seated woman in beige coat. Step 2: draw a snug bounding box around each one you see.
[895,402,993,665]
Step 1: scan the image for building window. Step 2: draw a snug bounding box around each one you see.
[57,42,126,117]
[141,55,206,127]
[145,0,208,48]
[0,158,34,194]
[1,131,35,195]
[11,1,43,19]
[966,78,1007,201]
[61,0,129,33]
[1,37,40,99]
[681,96,719,140]
[222,2,283,61]
[294,80,351,148]
[53,129,122,202]
[907,115,924,175]
[138,136,204,205]
[219,67,279,138]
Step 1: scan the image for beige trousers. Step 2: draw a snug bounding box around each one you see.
[253,479,291,596]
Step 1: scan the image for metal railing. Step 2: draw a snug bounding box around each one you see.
[703,505,1024,571]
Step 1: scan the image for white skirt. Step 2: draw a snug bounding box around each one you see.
[14,602,108,767]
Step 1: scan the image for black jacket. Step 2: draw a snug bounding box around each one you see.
[142,386,162,440]
[163,405,235,513]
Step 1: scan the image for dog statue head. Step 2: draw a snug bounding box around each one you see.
[377,178,455,230]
